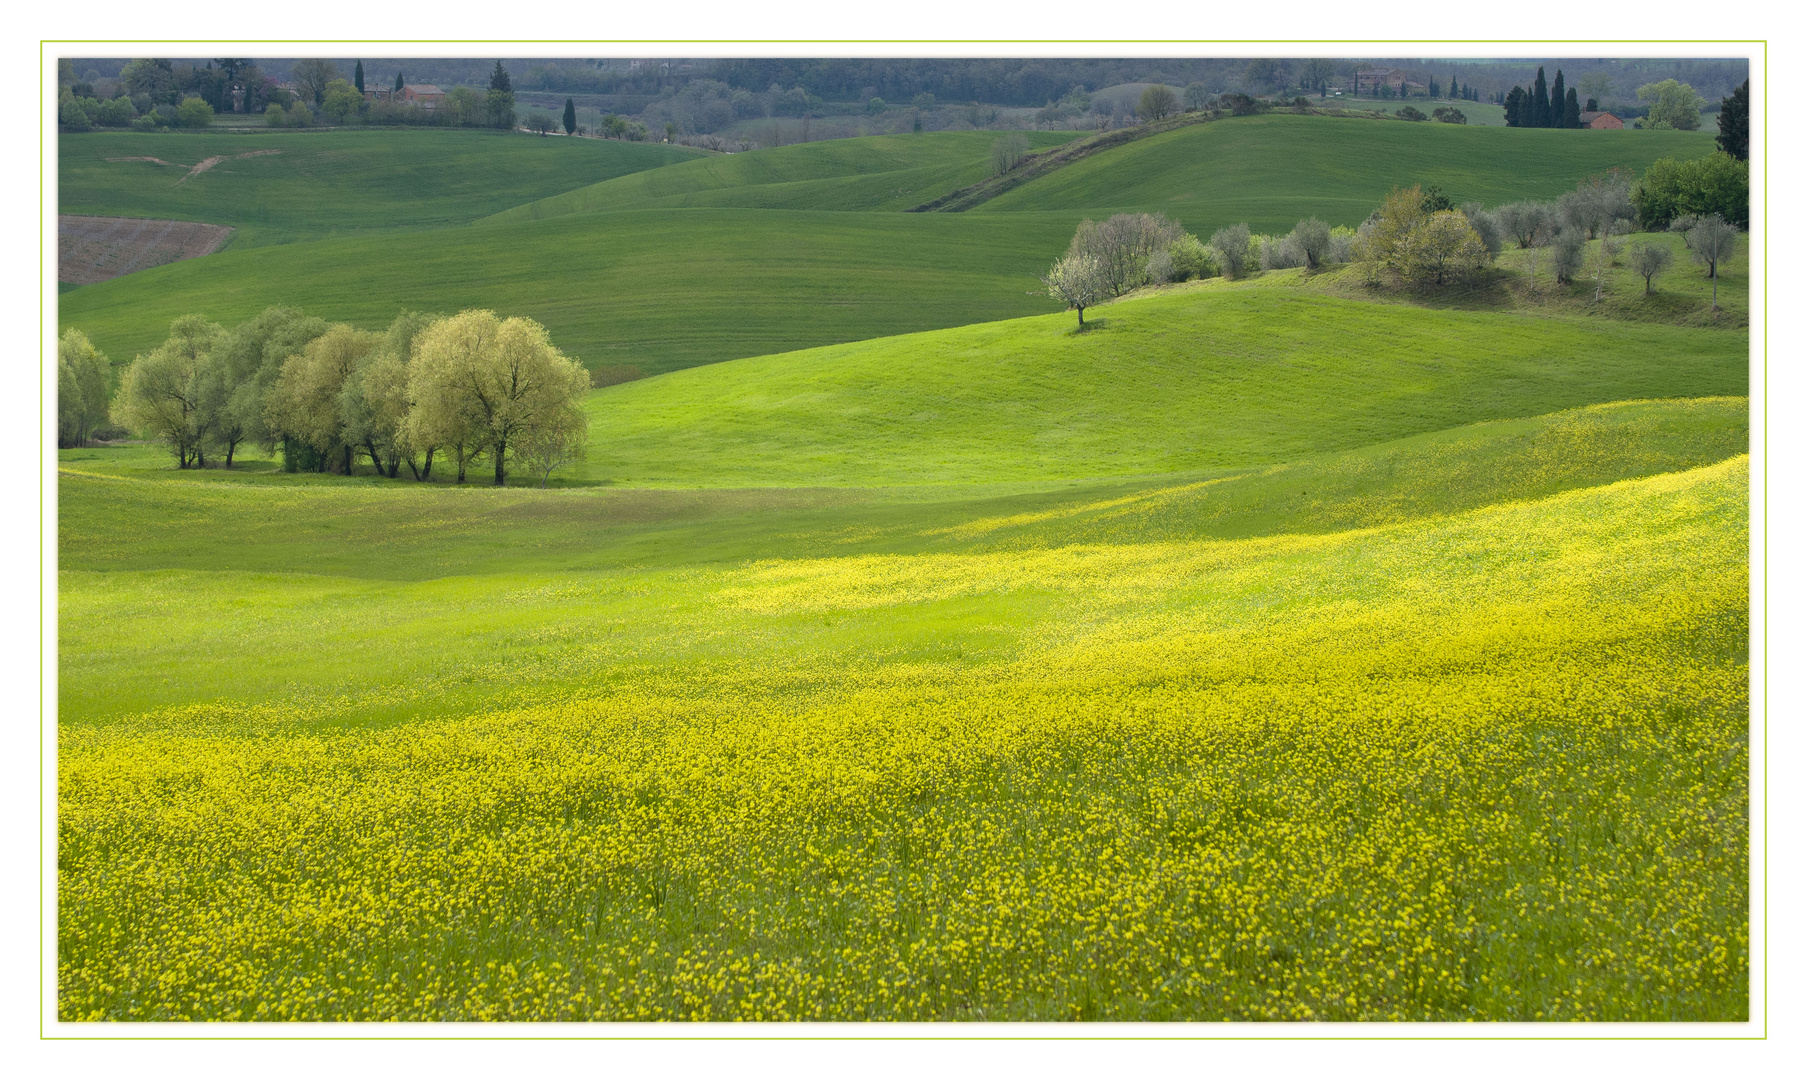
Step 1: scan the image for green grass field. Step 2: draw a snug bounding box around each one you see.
[58,128,702,248]
[974,113,1717,232]
[56,106,1751,1023]
[59,208,1084,376]
[484,130,1080,220]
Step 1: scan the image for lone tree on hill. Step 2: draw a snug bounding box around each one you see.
[1041,253,1107,328]
[354,60,364,94]
[563,97,577,135]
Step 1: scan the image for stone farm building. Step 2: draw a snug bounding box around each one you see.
[363,84,446,110]
[1577,110,1625,129]
[1354,68,1428,96]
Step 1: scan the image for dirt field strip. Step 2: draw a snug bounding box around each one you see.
[59,216,234,284]
[176,149,283,185]
[104,156,181,167]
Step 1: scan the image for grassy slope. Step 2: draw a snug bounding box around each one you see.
[483,130,1078,221]
[58,274,1749,1019]
[58,128,702,248]
[559,289,1746,487]
[974,113,1717,232]
[57,417,1750,1020]
[58,209,1077,375]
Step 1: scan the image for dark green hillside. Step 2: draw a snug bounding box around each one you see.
[58,208,1077,375]
[974,113,1717,232]
[484,130,1078,221]
[59,128,702,247]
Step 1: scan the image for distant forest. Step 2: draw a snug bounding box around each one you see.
[65,56,1750,109]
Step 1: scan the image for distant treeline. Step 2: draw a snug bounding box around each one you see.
[65,57,1749,110]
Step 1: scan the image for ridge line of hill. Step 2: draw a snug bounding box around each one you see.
[908,106,1383,213]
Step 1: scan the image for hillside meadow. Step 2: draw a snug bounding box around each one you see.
[58,127,701,248]
[56,101,1750,1024]
[58,208,1083,377]
[58,394,1749,1020]
[973,113,1716,230]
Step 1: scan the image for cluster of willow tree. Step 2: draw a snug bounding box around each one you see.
[101,307,591,487]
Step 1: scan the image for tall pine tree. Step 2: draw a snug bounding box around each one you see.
[1550,70,1567,127]
[354,60,364,93]
[394,71,404,92]
[563,97,577,136]
[1564,87,1581,129]
[490,61,511,93]
[1532,67,1550,127]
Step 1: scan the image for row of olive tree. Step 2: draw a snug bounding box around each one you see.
[105,307,591,486]
[1042,212,1365,325]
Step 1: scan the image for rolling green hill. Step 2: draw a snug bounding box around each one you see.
[58,208,1078,374]
[59,128,702,247]
[482,130,1079,221]
[567,287,1748,486]
[972,113,1718,232]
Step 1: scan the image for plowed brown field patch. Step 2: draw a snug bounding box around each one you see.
[58,216,233,284]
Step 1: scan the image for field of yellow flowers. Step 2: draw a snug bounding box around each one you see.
[57,404,1748,1021]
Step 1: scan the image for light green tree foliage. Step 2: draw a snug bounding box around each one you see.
[265,324,382,474]
[339,312,440,479]
[176,96,214,128]
[58,329,112,448]
[1166,234,1217,281]
[514,400,589,487]
[1632,154,1748,230]
[321,79,362,123]
[408,310,590,486]
[114,316,226,468]
[1400,210,1490,288]
[215,306,330,456]
[1040,253,1108,328]
[1636,79,1703,131]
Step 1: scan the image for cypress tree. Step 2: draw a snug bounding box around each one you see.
[1532,66,1549,127]
[1564,87,1581,129]
[562,96,577,135]
[394,71,404,92]
[1504,85,1524,127]
[1550,70,1567,127]
[354,60,364,93]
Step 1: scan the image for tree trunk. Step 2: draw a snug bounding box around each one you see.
[225,439,237,468]
[423,447,435,482]
[1077,305,1085,327]
[196,444,206,469]
[493,441,507,486]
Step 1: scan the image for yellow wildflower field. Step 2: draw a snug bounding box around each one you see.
[57,456,1748,1021]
